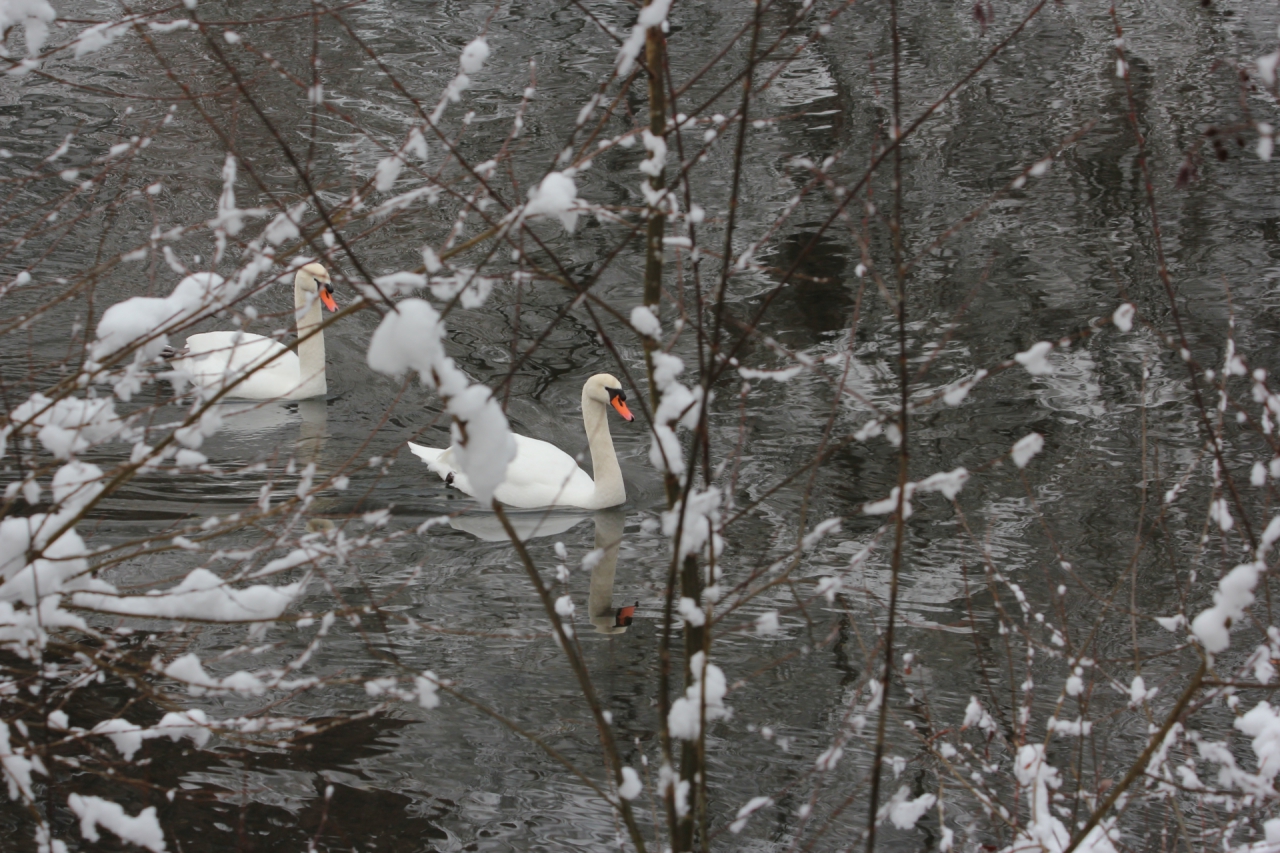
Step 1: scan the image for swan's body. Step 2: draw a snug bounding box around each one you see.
[409,374,634,509]
[167,263,337,400]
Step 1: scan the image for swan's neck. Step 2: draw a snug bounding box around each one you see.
[583,389,625,509]
[294,278,327,399]
[588,511,626,633]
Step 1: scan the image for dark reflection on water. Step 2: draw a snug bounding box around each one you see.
[3,0,1280,848]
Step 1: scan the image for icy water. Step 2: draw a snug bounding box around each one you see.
[3,0,1280,849]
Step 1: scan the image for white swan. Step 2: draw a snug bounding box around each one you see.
[165,263,337,400]
[409,373,634,509]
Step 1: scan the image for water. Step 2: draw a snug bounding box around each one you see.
[2,0,1280,849]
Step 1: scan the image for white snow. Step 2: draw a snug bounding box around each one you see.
[1011,433,1044,469]
[616,0,672,76]
[618,766,642,800]
[163,654,265,696]
[662,487,723,561]
[521,171,580,233]
[1236,702,1280,781]
[415,672,441,709]
[1003,744,1117,853]
[677,596,705,627]
[68,794,166,853]
[943,369,987,406]
[639,129,667,178]
[730,796,773,833]
[738,365,804,382]
[0,0,55,56]
[668,651,729,740]
[71,568,307,622]
[1259,51,1280,86]
[10,393,122,458]
[459,37,489,74]
[0,720,34,802]
[630,305,662,338]
[1112,303,1135,332]
[1014,341,1054,376]
[1190,561,1261,653]
[886,786,936,830]
[916,467,969,500]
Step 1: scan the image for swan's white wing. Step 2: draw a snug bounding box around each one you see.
[496,435,596,508]
[409,434,596,508]
[175,332,302,400]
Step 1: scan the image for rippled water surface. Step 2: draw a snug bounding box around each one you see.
[4,0,1280,849]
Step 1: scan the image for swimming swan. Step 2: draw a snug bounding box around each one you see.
[165,263,337,400]
[409,373,634,509]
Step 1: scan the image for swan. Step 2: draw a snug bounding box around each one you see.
[409,373,634,509]
[164,263,337,400]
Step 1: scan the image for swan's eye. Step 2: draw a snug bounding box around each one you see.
[607,387,626,402]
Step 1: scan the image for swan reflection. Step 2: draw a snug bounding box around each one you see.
[438,508,635,634]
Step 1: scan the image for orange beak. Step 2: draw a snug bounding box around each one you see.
[319,286,337,312]
[615,603,636,627]
[611,396,634,421]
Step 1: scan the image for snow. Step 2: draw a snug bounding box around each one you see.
[68,794,166,853]
[522,171,580,233]
[730,796,773,833]
[1011,433,1044,469]
[917,467,969,500]
[0,721,33,802]
[1259,123,1274,162]
[163,654,265,696]
[1014,341,1054,376]
[1004,745,1116,853]
[1190,561,1261,653]
[459,37,489,74]
[739,365,804,382]
[366,299,515,503]
[662,487,723,561]
[71,568,307,622]
[962,696,997,736]
[668,651,729,740]
[415,672,441,709]
[1127,675,1157,707]
[630,305,661,338]
[49,458,101,504]
[1236,701,1280,780]
[755,611,780,635]
[943,369,987,406]
[639,129,667,178]
[1112,303,1135,332]
[1046,717,1092,736]
[616,0,672,76]
[863,485,912,518]
[618,766,642,800]
[678,596,705,627]
[886,786,935,830]
[648,351,703,475]
[10,393,122,458]
[74,19,130,57]
[1259,51,1280,86]
[802,517,841,549]
[0,512,90,605]
[374,153,405,192]
[0,0,55,56]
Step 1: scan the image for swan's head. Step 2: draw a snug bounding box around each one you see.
[296,262,338,312]
[585,373,634,422]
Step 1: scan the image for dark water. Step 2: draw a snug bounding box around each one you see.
[3,0,1280,849]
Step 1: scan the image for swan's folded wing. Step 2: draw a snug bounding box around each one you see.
[494,436,596,508]
[178,332,298,394]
